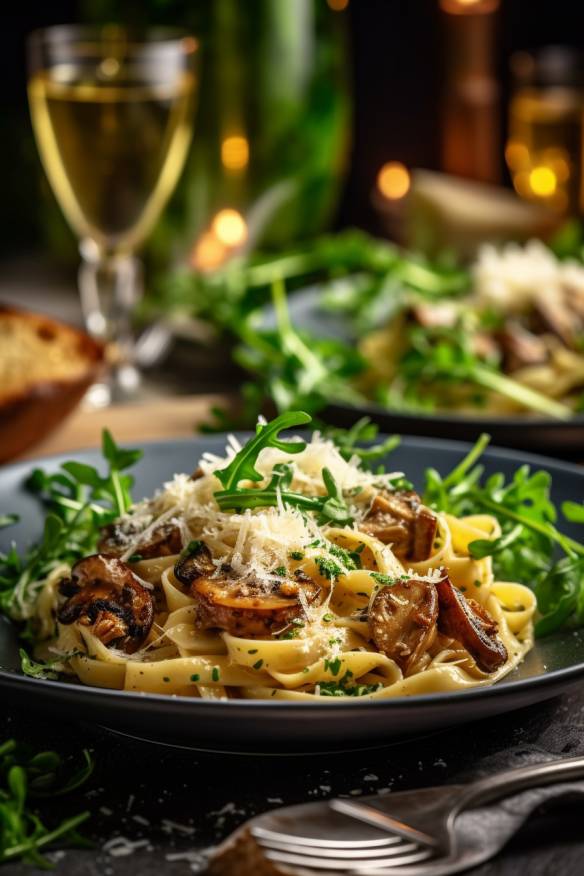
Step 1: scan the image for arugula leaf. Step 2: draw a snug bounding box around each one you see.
[0,740,92,866]
[425,435,584,635]
[19,649,60,681]
[469,524,524,560]
[321,418,400,470]
[0,515,18,530]
[0,431,142,621]
[214,410,311,490]
[563,501,584,524]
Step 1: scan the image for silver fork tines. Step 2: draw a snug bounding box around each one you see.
[252,824,435,873]
[262,845,434,872]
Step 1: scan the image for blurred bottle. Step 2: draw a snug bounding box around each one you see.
[439,0,501,183]
[506,47,584,217]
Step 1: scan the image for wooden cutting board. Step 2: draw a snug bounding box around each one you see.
[17,394,231,460]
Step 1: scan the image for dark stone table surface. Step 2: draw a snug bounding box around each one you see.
[3,684,584,875]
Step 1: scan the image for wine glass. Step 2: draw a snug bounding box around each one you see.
[27,25,199,404]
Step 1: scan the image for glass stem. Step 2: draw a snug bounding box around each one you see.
[78,238,143,403]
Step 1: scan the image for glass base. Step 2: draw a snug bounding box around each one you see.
[83,363,142,409]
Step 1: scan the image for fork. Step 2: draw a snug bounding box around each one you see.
[212,756,584,875]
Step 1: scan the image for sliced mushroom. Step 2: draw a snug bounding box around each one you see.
[359,491,438,561]
[435,571,507,672]
[532,293,578,349]
[174,541,216,586]
[175,546,320,637]
[497,321,549,373]
[369,579,438,673]
[57,554,154,653]
[98,521,183,559]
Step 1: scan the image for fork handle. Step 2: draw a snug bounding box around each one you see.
[453,755,584,817]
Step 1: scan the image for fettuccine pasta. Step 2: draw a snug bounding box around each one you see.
[30,426,535,701]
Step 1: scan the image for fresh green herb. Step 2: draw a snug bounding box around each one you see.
[278,629,300,640]
[190,674,200,682]
[248,649,258,655]
[214,413,354,525]
[273,566,287,577]
[163,677,170,683]
[252,659,264,671]
[370,573,395,586]
[324,657,342,676]
[322,613,334,623]
[0,739,93,867]
[0,515,18,530]
[211,667,221,682]
[317,669,382,697]
[214,411,310,491]
[127,553,143,563]
[289,550,305,561]
[424,434,584,635]
[1,430,142,623]
[185,540,204,555]
[19,650,61,681]
[322,419,401,471]
[314,556,344,581]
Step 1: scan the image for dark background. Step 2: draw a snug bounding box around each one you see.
[3,0,584,256]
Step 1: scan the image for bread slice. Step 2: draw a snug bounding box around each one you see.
[0,304,104,462]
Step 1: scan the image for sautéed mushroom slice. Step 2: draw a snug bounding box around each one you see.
[174,543,320,638]
[57,554,154,653]
[369,578,438,674]
[435,571,507,672]
[359,490,438,561]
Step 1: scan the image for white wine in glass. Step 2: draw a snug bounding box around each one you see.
[27,26,198,403]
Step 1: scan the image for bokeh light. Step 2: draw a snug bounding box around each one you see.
[377,162,411,200]
[212,209,248,247]
[221,135,249,171]
[528,166,557,197]
[327,0,349,10]
[191,232,227,272]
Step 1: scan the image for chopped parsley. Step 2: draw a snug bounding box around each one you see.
[190,673,200,682]
[324,656,342,676]
[248,648,258,654]
[322,613,334,623]
[273,566,287,577]
[370,572,397,586]
[211,667,220,682]
[127,553,143,563]
[317,669,382,697]
[253,659,264,670]
[289,550,305,561]
[314,556,344,581]
[185,540,203,556]
[279,628,300,640]
[327,543,361,570]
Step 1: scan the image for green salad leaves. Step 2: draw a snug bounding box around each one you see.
[0,740,93,867]
[0,430,142,622]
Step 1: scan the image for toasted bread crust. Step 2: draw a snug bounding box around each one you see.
[0,304,104,461]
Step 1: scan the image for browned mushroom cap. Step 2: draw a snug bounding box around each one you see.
[174,541,216,586]
[359,491,438,561]
[435,570,507,672]
[174,544,320,637]
[57,554,154,653]
[497,321,549,373]
[369,579,438,673]
[98,521,183,559]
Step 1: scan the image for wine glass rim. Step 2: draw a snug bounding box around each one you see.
[27,24,198,53]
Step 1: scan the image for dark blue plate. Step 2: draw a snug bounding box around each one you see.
[2,436,584,753]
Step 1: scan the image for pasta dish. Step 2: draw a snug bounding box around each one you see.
[26,415,535,700]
